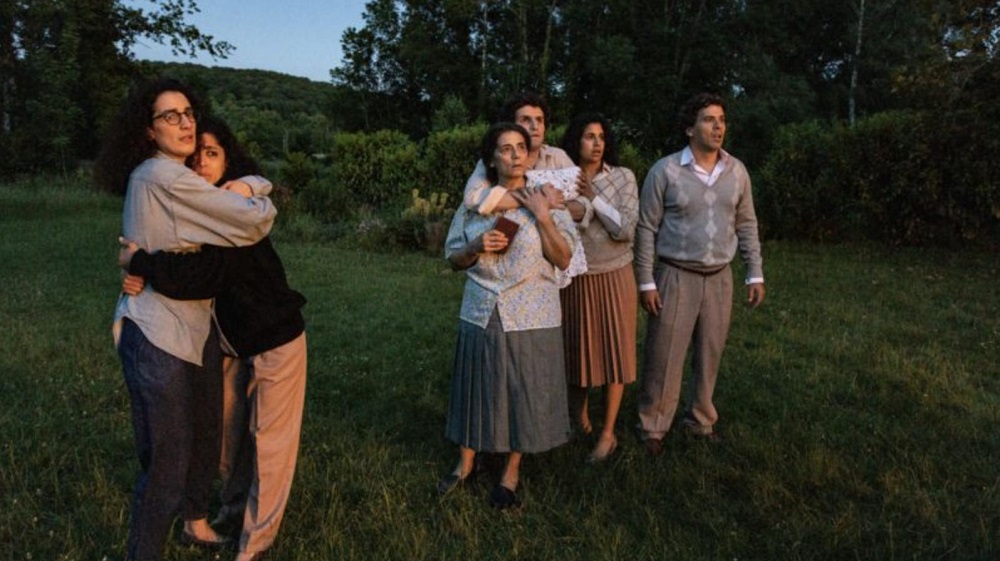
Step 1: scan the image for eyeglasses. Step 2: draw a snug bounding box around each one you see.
[152,108,197,126]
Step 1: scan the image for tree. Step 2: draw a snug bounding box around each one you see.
[0,0,231,177]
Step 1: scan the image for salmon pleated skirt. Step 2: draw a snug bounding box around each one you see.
[560,264,637,388]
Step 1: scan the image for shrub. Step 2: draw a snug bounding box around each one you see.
[618,140,652,184]
[418,124,487,203]
[392,189,456,254]
[757,110,1000,246]
[280,152,316,190]
[431,95,470,131]
[331,130,420,210]
[756,120,843,241]
[299,166,354,224]
[353,206,396,251]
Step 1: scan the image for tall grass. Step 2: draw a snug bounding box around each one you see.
[0,179,996,560]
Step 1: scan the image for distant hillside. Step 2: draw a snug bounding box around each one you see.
[141,61,340,158]
[145,61,335,116]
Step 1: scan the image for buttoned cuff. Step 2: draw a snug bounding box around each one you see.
[591,195,622,228]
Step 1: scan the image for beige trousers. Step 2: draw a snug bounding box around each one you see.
[239,332,308,555]
[638,264,732,439]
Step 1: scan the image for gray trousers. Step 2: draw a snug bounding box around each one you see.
[638,263,733,439]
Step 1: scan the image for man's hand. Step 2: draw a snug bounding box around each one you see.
[540,183,566,209]
[511,185,553,220]
[747,283,766,308]
[640,289,662,316]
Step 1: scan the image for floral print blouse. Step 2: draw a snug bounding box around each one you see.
[445,197,579,332]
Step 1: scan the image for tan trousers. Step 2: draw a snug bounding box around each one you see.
[638,264,732,439]
[239,332,308,555]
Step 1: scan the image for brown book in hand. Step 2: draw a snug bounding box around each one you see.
[493,216,519,253]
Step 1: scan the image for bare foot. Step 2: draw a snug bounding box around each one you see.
[183,517,227,544]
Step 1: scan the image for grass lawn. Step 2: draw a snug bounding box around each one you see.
[0,178,997,560]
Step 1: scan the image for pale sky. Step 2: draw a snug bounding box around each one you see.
[124,0,370,82]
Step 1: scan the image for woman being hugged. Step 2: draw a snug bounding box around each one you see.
[559,113,639,462]
[96,78,275,561]
[438,123,578,510]
[120,115,308,561]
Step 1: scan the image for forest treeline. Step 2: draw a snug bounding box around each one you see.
[1,0,997,245]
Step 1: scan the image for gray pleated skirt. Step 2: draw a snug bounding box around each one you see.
[445,310,571,454]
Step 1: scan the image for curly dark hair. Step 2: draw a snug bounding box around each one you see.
[677,92,726,142]
[496,91,550,124]
[190,115,261,185]
[94,77,204,196]
[560,112,620,167]
[479,122,531,184]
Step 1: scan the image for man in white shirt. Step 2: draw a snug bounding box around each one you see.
[633,92,766,456]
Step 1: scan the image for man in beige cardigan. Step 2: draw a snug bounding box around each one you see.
[634,92,766,457]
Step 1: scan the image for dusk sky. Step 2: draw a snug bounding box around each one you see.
[124,0,369,82]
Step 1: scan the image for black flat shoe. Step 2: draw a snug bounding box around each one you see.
[179,530,232,549]
[488,484,521,510]
[436,471,469,495]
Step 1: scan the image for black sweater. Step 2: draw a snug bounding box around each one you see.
[129,237,306,357]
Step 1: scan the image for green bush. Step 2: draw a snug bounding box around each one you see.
[618,140,652,184]
[840,111,940,243]
[431,95,470,132]
[299,167,354,224]
[330,130,420,210]
[756,120,844,241]
[418,123,487,203]
[280,152,316,190]
[390,189,457,254]
[755,110,999,245]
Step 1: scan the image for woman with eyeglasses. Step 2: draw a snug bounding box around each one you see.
[438,122,578,510]
[118,115,307,561]
[96,78,275,561]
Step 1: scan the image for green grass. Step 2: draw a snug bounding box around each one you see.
[1,179,997,560]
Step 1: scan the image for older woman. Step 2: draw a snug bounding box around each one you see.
[95,78,275,561]
[461,91,574,215]
[560,113,639,463]
[119,116,307,561]
[438,122,579,510]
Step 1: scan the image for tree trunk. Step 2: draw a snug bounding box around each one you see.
[849,0,865,127]
[539,0,559,93]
